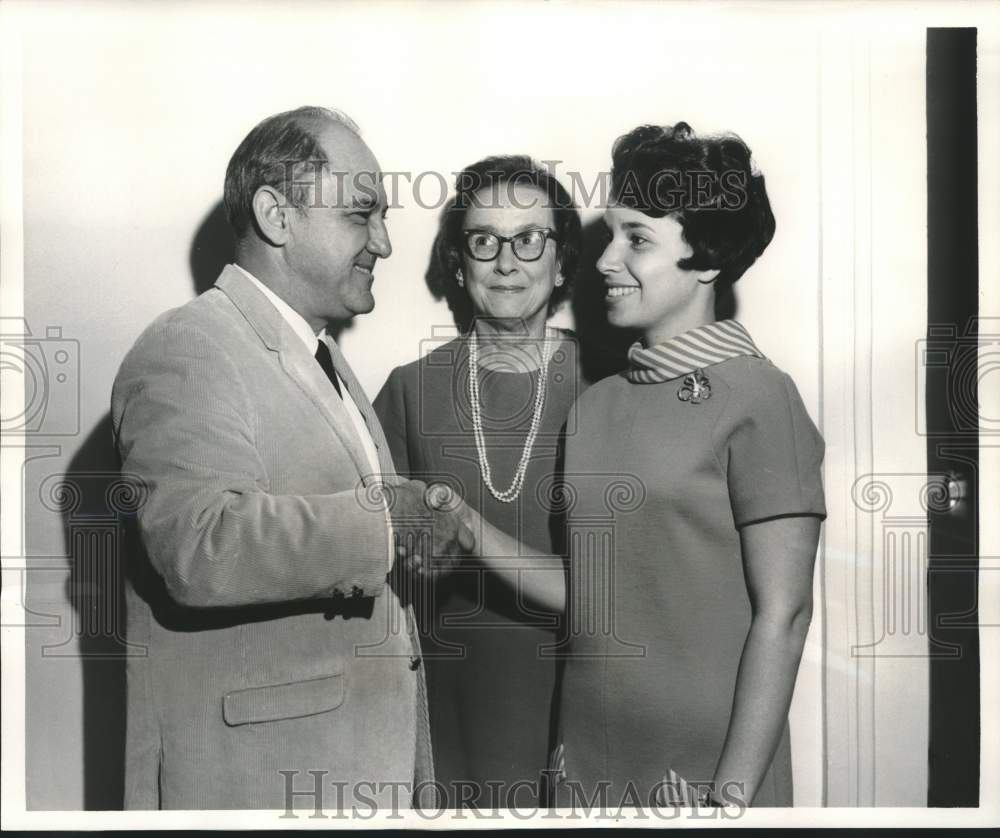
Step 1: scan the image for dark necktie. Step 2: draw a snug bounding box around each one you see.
[314,341,343,399]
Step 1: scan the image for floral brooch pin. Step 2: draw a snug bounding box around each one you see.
[677,369,712,404]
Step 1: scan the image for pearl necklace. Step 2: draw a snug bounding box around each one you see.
[468,331,553,503]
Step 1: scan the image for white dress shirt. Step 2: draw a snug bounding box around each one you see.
[234,264,394,573]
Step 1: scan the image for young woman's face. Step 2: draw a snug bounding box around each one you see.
[597,205,707,338]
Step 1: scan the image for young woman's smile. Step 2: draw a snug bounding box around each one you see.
[597,205,716,344]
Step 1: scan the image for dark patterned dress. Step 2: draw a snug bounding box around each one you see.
[374,332,589,808]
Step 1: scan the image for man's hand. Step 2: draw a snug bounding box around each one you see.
[388,479,476,579]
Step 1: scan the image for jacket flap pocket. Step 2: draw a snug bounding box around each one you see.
[223,673,345,726]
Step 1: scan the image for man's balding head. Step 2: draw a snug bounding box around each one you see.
[223,106,361,240]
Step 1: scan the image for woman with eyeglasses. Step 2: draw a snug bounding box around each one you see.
[373,155,588,809]
[457,123,826,808]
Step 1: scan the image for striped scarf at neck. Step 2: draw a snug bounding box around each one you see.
[626,320,765,384]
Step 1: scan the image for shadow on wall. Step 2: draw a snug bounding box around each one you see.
[58,201,234,809]
[190,201,235,296]
[57,417,129,810]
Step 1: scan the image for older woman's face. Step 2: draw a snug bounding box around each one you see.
[460,183,562,334]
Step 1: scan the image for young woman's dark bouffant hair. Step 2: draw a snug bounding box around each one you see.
[429,155,581,330]
[610,122,775,287]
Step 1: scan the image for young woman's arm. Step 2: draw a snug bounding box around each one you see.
[470,512,567,613]
[710,514,821,806]
[415,485,567,613]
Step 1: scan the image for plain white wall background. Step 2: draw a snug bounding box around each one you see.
[18,0,840,811]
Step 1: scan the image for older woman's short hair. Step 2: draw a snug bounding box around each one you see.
[610,122,775,286]
[436,155,582,316]
[223,106,360,239]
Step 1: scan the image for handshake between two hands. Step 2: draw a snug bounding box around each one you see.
[387,479,479,580]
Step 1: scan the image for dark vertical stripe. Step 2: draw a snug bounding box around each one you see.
[926,26,980,807]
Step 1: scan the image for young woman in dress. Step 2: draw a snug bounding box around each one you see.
[459,122,826,807]
[374,156,587,808]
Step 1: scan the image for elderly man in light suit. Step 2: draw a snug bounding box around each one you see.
[111,106,471,809]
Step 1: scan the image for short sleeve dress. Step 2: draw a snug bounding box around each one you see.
[374,331,589,808]
[551,322,825,808]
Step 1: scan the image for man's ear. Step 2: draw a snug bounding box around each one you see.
[251,186,293,246]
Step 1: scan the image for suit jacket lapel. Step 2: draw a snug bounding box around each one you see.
[278,344,376,483]
[215,266,375,484]
[322,336,400,483]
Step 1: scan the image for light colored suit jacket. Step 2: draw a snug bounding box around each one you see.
[111,266,432,809]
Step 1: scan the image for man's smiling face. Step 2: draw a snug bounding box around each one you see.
[284,119,392,330]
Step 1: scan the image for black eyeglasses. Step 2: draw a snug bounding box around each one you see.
[461,228,558,262]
